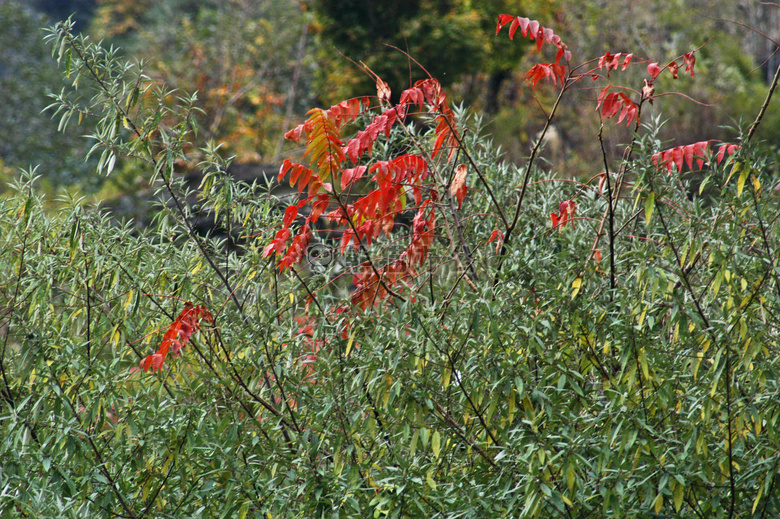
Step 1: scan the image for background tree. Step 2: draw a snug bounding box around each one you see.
[309,0,557,109]
[0,2,97,191]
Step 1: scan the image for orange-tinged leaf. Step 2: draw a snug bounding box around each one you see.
[684,52,696,78]
[377,79,391,104]
[450,164,467,197]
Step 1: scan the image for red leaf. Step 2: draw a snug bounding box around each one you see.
[668,60,680,79]
[283,204,300,228]
[652,141,739,173]
[376,79,391,104]
[642,79,655,104]
[596,85,612,108]
[496,14,514,35]
[597,88,638,127]
[647,62,661,80]
[488,229,504,243]
[508,17,522,39]
[488,229,504,254]
[684,52,696,78]
[137,302,213,373]
[450,164,468,201]
[496,14,570,63]
[551,200,577,230]
[341,166,367,190]
[599,52,631,75]
[284,124,306,143]
[525,62,566,87]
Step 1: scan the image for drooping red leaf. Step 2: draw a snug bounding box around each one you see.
[668,60,680,79]
[283,204,300,228]
[496,14,571,63]
[488,229,504,254]
[596,87,638,127]
[652,141,740,173]
[550,199,577,230]
[647,62,661,80]
[279,222,313,271]
[137,302,213,372]
[341,166,368,191]
[525,62,566,87]
[450,164,468,209]
[598,52,633,76]
[684,52,696,78]
[642,79,655,104]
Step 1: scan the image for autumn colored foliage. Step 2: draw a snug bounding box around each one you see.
[266,78,453,308]
[138,302,213,372]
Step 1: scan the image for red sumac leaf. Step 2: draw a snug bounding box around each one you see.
[496,14,570,62]
[684,52,696,78]
[642,79,655,104]
[285,124,306,143]
[647,62,661,80]
[341,166,367,191]
[496,14,514,34]
[653,141,740,173]
[450,164,468,209]
[668,60,680,79]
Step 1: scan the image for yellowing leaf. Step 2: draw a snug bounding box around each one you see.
[645,191,655,224]
[426,470,437,490]
[753,483,764,514]
[753,175,761,195]
[432,431,441,458]
[124,289,134,311]
[654,493,663,514]
[737,165,749,196]
[673,482,684,512]
[567,464,575,491]
[571,277,582,298]
[725,160,741,185]
[441,366,451,389]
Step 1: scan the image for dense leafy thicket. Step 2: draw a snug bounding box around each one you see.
[2,11,780,519]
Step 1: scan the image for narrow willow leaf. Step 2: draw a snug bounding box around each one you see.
[571,277,582,298]
[645,192,655,224]
[737,166,749,196]
[673,480,684,511]
[431,431,441,458]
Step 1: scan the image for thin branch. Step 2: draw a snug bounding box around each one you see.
[597,125,616,294]
[748,59,780,141]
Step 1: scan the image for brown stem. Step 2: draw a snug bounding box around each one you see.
[747,59,780,141]
[494,79,568,283]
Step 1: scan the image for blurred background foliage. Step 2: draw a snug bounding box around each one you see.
[1,0,778,197]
